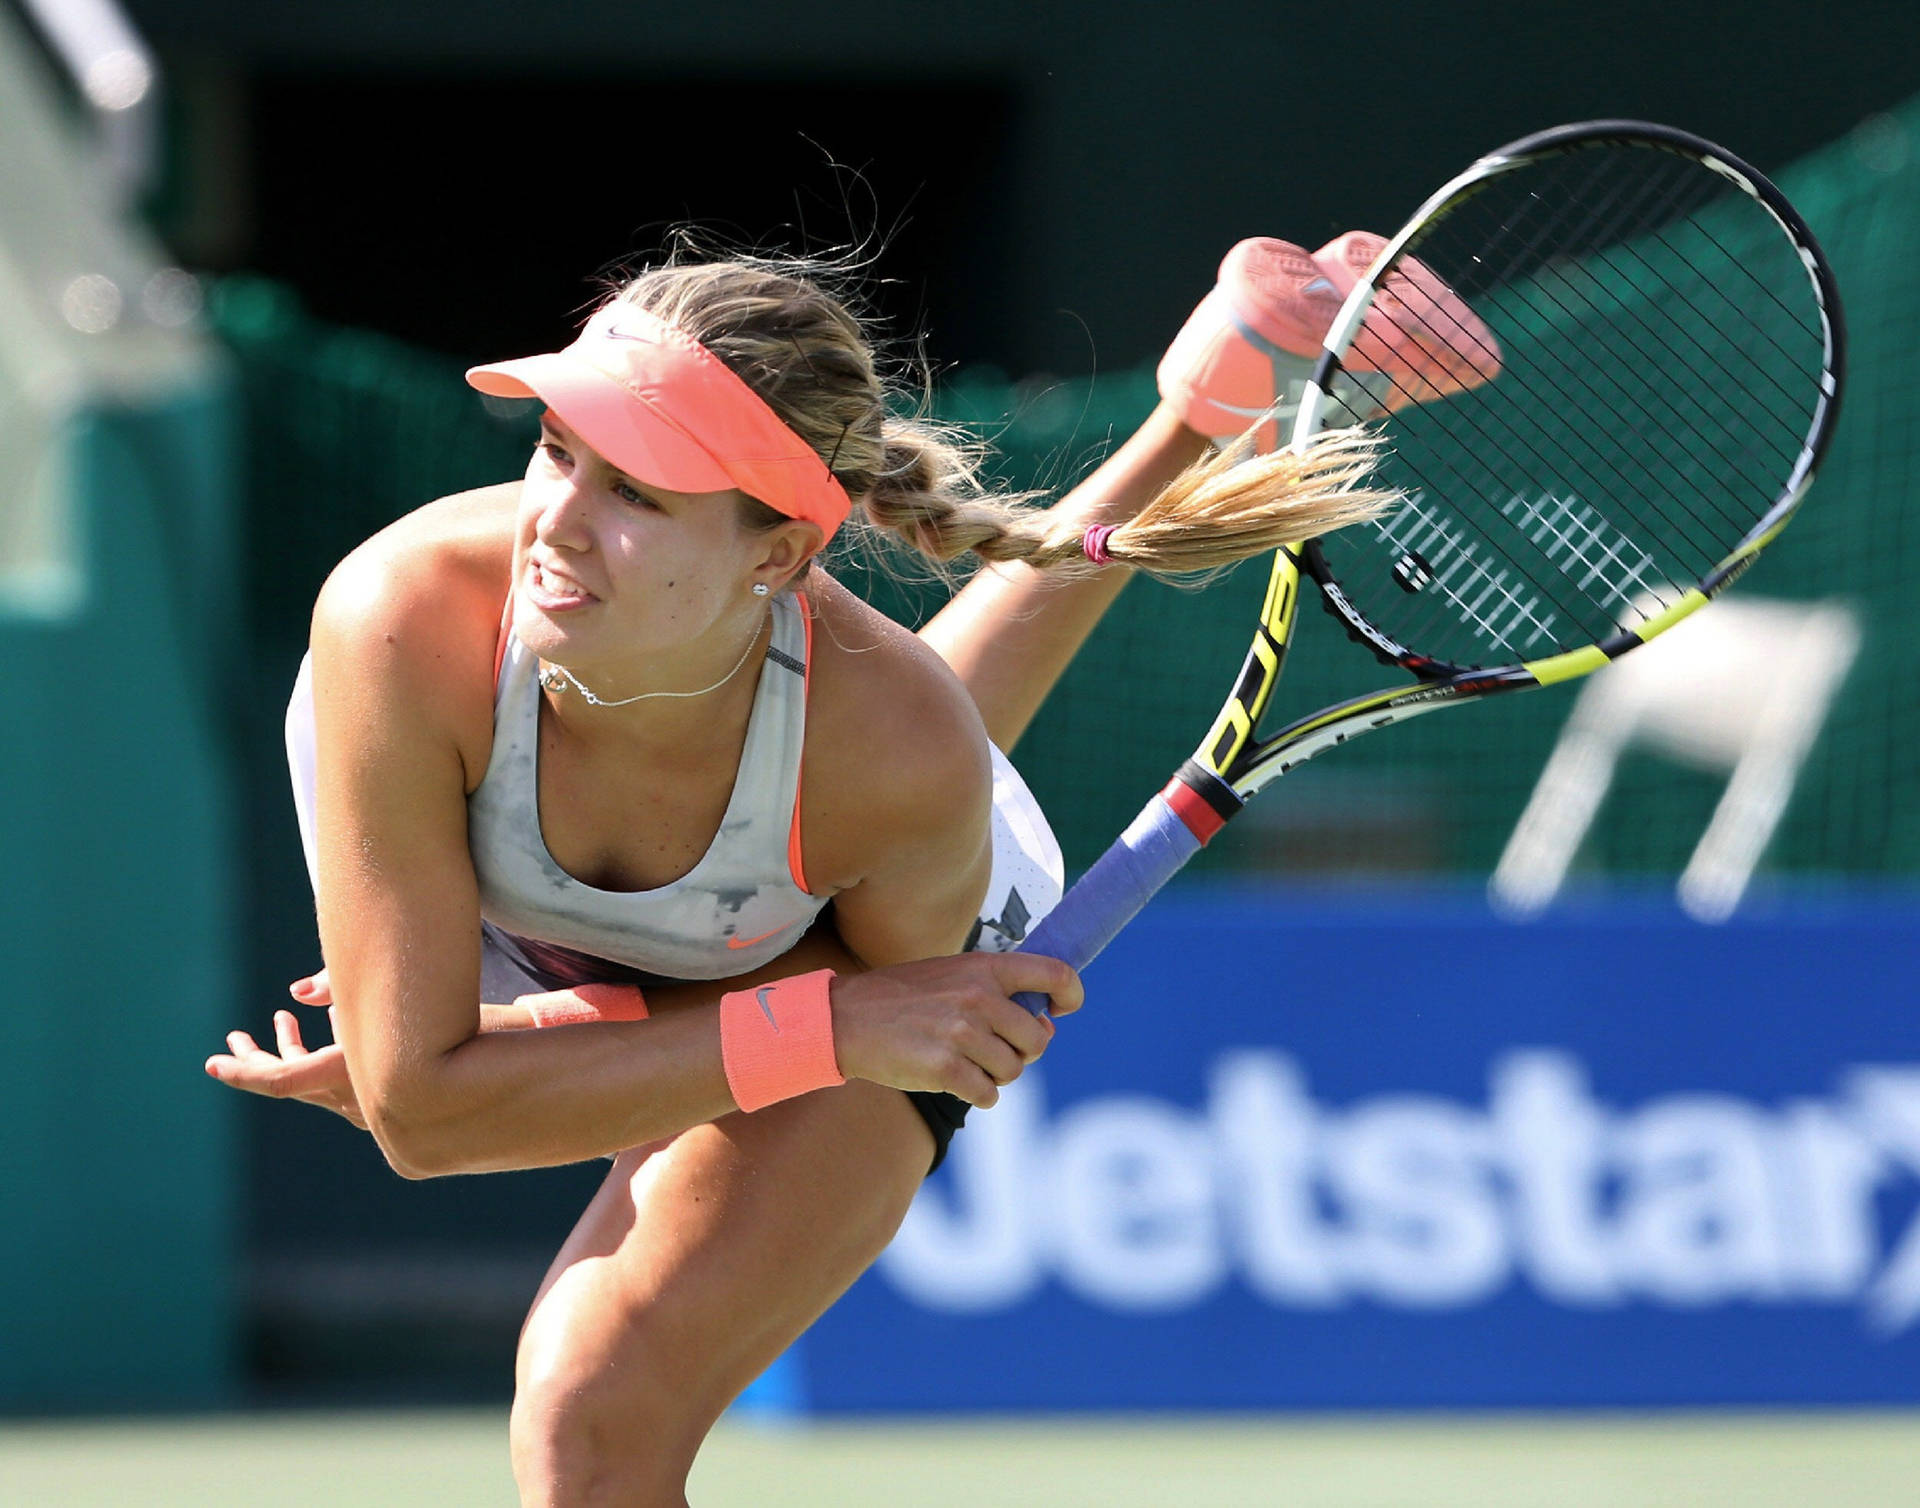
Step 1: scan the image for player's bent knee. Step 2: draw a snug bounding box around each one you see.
[510,1386,690,1508]
[510,1341,703,1506]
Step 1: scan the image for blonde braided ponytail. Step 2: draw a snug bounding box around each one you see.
[612,254,1396,578]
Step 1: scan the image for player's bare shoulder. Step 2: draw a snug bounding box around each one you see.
[316,483,518,620]
[309,483,520,782]
[800,572,994,883]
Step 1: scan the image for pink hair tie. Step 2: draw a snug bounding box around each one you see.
[1082,524,1119,565]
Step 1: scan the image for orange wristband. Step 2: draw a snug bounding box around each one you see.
[519,983,650,1028]
[719,969,843,1112]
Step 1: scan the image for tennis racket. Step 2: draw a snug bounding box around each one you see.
[1014,119,1845,1009]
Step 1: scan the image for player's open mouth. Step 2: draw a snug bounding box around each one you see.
[527,559,597,609]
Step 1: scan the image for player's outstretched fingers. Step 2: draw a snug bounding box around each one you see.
[289,966,332,1006]
[273,1009,310,1059]
[213,1030,290,1094]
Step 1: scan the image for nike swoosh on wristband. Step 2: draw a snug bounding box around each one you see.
[728,925,788,950]
[755,986,780,1032]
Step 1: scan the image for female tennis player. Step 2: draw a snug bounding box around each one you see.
[207,236,1395,1506]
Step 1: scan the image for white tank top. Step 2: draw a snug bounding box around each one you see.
[285,592,1066,988]
[465,591,828,980]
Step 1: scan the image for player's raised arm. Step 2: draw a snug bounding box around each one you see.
[999,130,1845,994]
[919,244,1400,753]
[920,402,1206,752]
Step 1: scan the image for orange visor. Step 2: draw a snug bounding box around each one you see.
[466,305,852,540]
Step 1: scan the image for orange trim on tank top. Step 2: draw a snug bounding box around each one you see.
[493,593,513,690]
[787,591,814,895]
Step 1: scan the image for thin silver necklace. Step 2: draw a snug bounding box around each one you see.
[537,611,769,708]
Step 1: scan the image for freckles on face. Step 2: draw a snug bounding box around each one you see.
[594,493,748,634]
[514,414,766,651]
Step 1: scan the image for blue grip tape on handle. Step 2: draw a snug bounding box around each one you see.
[1012,792,1202,1016]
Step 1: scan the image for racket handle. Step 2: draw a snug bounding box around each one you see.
[1012,791,1204,1016]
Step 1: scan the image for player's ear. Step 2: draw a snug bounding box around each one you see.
[751,517,825,593]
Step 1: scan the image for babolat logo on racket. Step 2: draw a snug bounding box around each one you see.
[1319,580,1407,661]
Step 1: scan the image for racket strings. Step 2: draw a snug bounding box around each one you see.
[1359,376,1653,651]
[1401,158,1802,520]
[1481,240,1792,533]
[1530,257,1808,538]
[1347,177,1725,647]
[1595,229,1825,439]
[1485,149,1823,444]
[1316,142,1828,665]
[1498,162,1824,503]
[1677,205,1830,354]
[1317,246,1617,650]
[1369,487,1581,653]
[1341,174,1772,565]
[1363,340,1741,659]
[1374,319,1758,657]
[1552,167,1824,451]
[1379,150,1814,493]
[1347,381,1659,657]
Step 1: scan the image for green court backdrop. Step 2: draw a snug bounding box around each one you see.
[0,385,242,1408]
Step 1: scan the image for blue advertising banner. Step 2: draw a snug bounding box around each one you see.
[787,892,1920,1411]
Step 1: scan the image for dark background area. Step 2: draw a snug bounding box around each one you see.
[138,0,1920,374]
[101,0,1920,1398]
[227,73,1022,369]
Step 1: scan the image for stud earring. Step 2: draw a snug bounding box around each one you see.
[751,582,771,597]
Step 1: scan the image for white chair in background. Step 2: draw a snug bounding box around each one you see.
[1491,595,1861,922]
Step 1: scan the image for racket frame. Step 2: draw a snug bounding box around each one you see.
[1219,119,1845,802]
[1011,120,1845,1002]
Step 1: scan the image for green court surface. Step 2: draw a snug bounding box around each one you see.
[4,1409,1920,1507]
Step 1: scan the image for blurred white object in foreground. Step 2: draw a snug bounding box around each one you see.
[16,0,157,201]
[1492,596,1860,922]
[0,0,202,617]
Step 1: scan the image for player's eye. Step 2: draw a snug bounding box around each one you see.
[536,439,571,468]
[613,480,660,510]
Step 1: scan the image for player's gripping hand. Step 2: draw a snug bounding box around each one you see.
[828,951,1081,1110]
